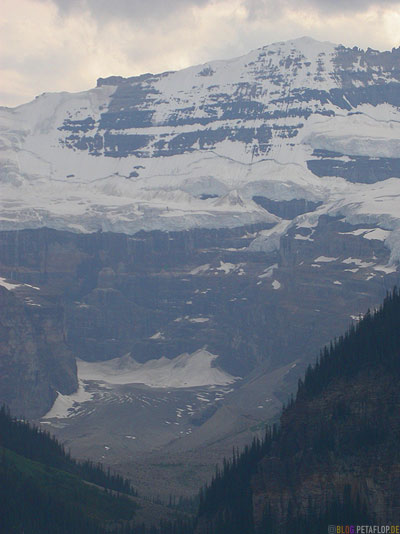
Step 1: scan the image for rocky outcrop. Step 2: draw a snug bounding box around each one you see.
[0,286,77,418]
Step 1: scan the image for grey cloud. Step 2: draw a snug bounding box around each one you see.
[301,0,400,10]
[45,0,400,25]
[244,0,400,17]
[34,0,400,26]
[47,0,212,21]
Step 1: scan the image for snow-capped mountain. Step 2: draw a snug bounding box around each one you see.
[1,36,400,257]
[1,37,400,497]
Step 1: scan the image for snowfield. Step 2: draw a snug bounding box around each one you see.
[0,37,400,261]
[77,349,239,388]
[42,349,239,420]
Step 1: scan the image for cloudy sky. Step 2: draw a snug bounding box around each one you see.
[2,0,400,107]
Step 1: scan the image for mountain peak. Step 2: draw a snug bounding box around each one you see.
[263,34,338,55]
[288,35,333,45]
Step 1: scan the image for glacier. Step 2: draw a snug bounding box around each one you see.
[0,37,399,262]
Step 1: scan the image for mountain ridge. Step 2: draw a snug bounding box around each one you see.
[1,36,399,251]
[95,36,338,89]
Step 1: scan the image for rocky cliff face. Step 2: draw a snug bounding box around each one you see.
[0,285,77,418]
[0,223,395,376]
[0,220,396,439]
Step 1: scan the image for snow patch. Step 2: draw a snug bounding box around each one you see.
[258,263,278,279]
[43,380,94,419]
[374,264,397,274]
[149,331,165,340]
[249,221,292,253]
[342,257,375,268]
[0,278,40,291]
[77,349,239,388]
[314,256,338,263]
[363,229,391,241]
[0,279,22,290]
[340,228,391,241]
[294,234,314,241]
[189,264,210,275]
[216,261,244,274]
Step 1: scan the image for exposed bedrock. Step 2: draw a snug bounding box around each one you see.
[0,286,77,418]
[0,218,397,418]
